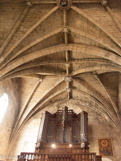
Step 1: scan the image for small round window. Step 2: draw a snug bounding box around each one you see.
[0,93,8,123]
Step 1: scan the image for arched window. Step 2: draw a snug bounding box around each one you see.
[0,93,8,124]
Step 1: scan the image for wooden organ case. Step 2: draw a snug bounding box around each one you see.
[18,107,102,161]
[36,107,89,151]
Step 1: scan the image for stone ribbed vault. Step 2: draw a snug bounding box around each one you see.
[0,0,121,156]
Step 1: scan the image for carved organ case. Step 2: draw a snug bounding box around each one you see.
[36,107,89,152]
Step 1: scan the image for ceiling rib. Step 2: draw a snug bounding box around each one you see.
[1,6,58,61]
[13,74,43,79]
[72,86,116,127]
[3,59,121,81]
[95,74,120,120]
[9,79,65,141]
[70,26,121,55]
[102,3,121,32]
[9,79,41,141]
[21,89,66,127]
[1,63,121,82]
[10,88,66,143]
[3,59,119,78]
[28,0,57,4]
[0,27,62,69]
[28,0,102,5]
[73,0,101,3]
[70,59,118,66]
[1,44,121,78]
[71,5,121,49]
[107,7,121,32]
[1,67,65,81]
[4,61,66,75]
[73,78,116,119]
[72,64,121,76]
[0,7,29,58]
[63,10,72,99]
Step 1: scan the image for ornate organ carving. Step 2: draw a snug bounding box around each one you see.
[36,107,89,151]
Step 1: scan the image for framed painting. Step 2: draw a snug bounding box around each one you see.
[98,138,113,156]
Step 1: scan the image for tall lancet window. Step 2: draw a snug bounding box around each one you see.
[0,93,8,124]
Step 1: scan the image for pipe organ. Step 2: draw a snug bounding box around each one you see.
[36,107,89,151]
[18,107,102,161]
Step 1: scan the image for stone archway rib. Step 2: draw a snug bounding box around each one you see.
[104,5,121,32]
[10,89,66,142]
[1,66,65,81]
[2,63,121,81]
[71,5,121,49]
[95,74,120,120]
[9,78,65,140]
[2,6,58,59]
[3,59,118,78]
[0,27,62,69]
[70,27,121,55]
[73,78,116,119]
[1,44,121,78]
[0,7,29,57]
[10,79,42,141]
[72,87,116,127]
[72,64,121,76]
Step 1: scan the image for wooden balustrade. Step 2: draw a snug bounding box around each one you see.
[18,152,100,161]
